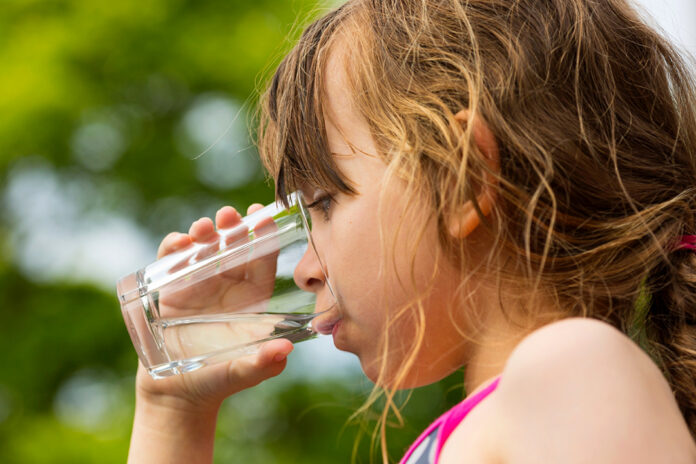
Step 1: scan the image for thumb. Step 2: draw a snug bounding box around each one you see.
[223,339,294,393]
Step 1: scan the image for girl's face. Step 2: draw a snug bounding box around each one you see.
[293,47,471,388]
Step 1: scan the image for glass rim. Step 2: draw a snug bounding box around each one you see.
[116,191,334,305]
[296,190,337,303]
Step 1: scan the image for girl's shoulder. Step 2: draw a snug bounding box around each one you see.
[487,317,696,463]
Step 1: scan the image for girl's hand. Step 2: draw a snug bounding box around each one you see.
[157,204,279,317]
[135,203,293,410]
[128,204,293,464]
[129,338,292,464]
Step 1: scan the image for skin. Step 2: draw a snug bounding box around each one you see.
[440,318,696,463]
[294,131,471,387]
[127,41,696,463]
[298,35,542,392]
[128,204,294,464]
[292,41,527,390]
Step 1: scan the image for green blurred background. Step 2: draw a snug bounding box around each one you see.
[0,0,465,462]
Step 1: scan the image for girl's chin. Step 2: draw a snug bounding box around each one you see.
[335,327,431,388]
[358,357,407,388]
[330,320,350,352]
[358,356,455,390]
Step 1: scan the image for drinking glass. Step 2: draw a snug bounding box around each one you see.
[116,192,337,379]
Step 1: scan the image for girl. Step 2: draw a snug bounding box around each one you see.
[128,0,696,462]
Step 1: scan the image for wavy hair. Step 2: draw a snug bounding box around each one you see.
[258,0,696,459]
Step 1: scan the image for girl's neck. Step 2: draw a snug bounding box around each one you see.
[463,328,521,396]
[462,292,559,395]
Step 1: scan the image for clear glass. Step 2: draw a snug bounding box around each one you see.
[116,192,337,379]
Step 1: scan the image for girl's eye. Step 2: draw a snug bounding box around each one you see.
[307,194,333,221]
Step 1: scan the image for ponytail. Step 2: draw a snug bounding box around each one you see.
[645,243,696,440]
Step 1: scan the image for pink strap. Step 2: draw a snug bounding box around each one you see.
[399,376,501,464]
[399,409,448,463]
[434,377,501,461]
[677,235,696,251]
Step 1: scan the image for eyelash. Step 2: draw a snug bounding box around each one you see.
[307,194,333,221]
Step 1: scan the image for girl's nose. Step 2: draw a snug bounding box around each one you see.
[293,244,326,293]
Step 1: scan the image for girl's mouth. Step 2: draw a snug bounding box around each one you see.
[312,303,343,335]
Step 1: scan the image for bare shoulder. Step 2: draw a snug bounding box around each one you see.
[493,318,696,464]
[502,317,655,385]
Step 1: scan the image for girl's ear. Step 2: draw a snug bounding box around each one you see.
[447,110,500,239]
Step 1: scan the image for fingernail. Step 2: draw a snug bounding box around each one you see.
[273,353,287,363]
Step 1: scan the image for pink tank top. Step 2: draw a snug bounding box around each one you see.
[399,377,501,464]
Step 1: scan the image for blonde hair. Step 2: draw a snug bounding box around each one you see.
[258,0,696,458]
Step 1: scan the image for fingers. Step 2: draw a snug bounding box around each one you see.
[247,213,279,288]
[213,206,250,283]
[156,214,219,262]
[224,339,294,392]
[158,204,262,260]
[188,217,220,261]
[257,338,294,366]
[216,206,248,249]
[135,339,295,408]
[215,206,242,230]
[188,217,216,241]
[159,203,276,286]
[158,232,193,259]
[247,203,264,215]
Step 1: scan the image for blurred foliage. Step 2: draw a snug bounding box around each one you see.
[0,0,467,462]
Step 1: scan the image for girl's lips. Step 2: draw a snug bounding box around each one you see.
[312,303,343,335]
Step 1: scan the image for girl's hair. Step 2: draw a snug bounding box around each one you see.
[258,0,696,455]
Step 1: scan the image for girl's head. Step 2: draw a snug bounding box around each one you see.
[259,0,696,437]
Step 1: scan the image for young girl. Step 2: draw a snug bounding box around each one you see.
[128,0,696,462]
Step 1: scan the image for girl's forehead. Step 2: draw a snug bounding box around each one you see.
[264,11,366,203]
[322,56,377,164]
[323,45,357,128]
